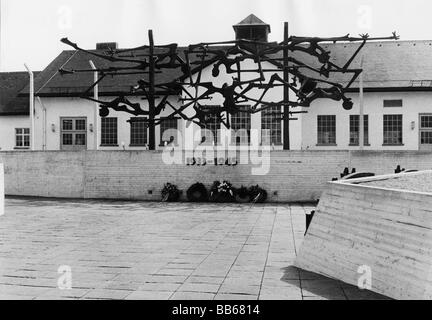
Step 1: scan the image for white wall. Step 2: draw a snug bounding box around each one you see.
[15,78,432,152]
[181,58,303,150]
[35,96,178,151]
[34,58,304,151]
[301,91,432,150]
[0,115,30,151]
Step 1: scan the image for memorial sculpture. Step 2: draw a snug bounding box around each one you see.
[59,24,398,150]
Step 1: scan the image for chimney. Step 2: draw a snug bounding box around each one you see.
[96,42,118,50]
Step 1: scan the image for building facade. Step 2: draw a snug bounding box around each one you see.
[0,72,35,151]
[2,15,432,152]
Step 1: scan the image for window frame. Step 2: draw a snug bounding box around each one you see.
[200,106,221,146]
[129,118,148,147]
[15,128,30,149]
[349,115,370,146]
[316,115,337,146]
[159,118,179,147]
[419,113,432,149]
[383,99,403,108]
[230,106,251,145]
[383,114,403,146]
[261,106,282,146]
[202,117,220,146]
[100,117,118,147]
[60,117,88,150]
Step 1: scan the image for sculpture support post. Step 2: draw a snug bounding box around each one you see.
[24,64,34,151]
[148,30,156,150]
[89,60,99,150]
[359,56,364,151]
[283,22,290,150]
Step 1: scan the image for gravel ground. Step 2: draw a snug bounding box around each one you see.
[357,172,432,194]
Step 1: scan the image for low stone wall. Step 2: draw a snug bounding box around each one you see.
[295,171,432,300]
[0,150,431,202]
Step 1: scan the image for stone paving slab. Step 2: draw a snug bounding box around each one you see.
[0,198,390,300]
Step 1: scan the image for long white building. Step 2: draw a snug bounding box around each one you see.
[2,14,432,152]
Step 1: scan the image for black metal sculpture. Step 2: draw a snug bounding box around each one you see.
[59,24,398,150]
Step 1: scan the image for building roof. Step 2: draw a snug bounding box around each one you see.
[18,39,432,98]
[234,14,270,26]
[19,46,216,97]
[233,14,271,33]
[321,40,432,91]
[0,72,40,115]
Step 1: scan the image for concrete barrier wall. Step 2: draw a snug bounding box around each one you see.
[0,152,85,198]
[295,172,432,299]
[0,150,431,202]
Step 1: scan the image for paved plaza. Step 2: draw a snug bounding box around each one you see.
[0,198,388,300]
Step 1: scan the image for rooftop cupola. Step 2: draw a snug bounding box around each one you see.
[233,14,271,42]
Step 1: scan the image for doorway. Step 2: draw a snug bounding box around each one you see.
[60,117,87,151]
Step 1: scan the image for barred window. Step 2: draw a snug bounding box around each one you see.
[231,107,251,145]
[317,115,336,145]
[160,118,178,146]
[383,114,403,145]
[261,106,282,145]
[130,118,148,146]
[349,115,369,145]
[101,117,118,146]
[15,128,30,148]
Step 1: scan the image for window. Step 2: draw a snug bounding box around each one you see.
[383,114,403,145]
[384,99,403,108]
[202,116,220,145]
[160,118,178,146]
[101,117,118,146]
[60,117,87,150]
[200,106,220,145]
[130,118,148,146]
[420,115,432,148]
[231,107,251,145]
[15,128,30,148]
[231,110,251,144]
[317,115,336,145]
[261,106,282,145]
[236,27,267,41]
[421,115,432,129]
[349,115,369,146]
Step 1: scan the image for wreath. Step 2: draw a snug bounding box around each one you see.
[235,186,251,203]
[210,180,235,203]
[187,183,208,202]
[161,183,181,202]
[249,185,268,203]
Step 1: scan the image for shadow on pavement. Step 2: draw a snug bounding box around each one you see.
[282,266,391,300]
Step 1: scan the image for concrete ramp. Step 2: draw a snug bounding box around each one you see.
[295,171,432,300]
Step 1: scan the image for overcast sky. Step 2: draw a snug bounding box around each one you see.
[1,0,432,71]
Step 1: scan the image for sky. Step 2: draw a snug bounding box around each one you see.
[1,0,432,71]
